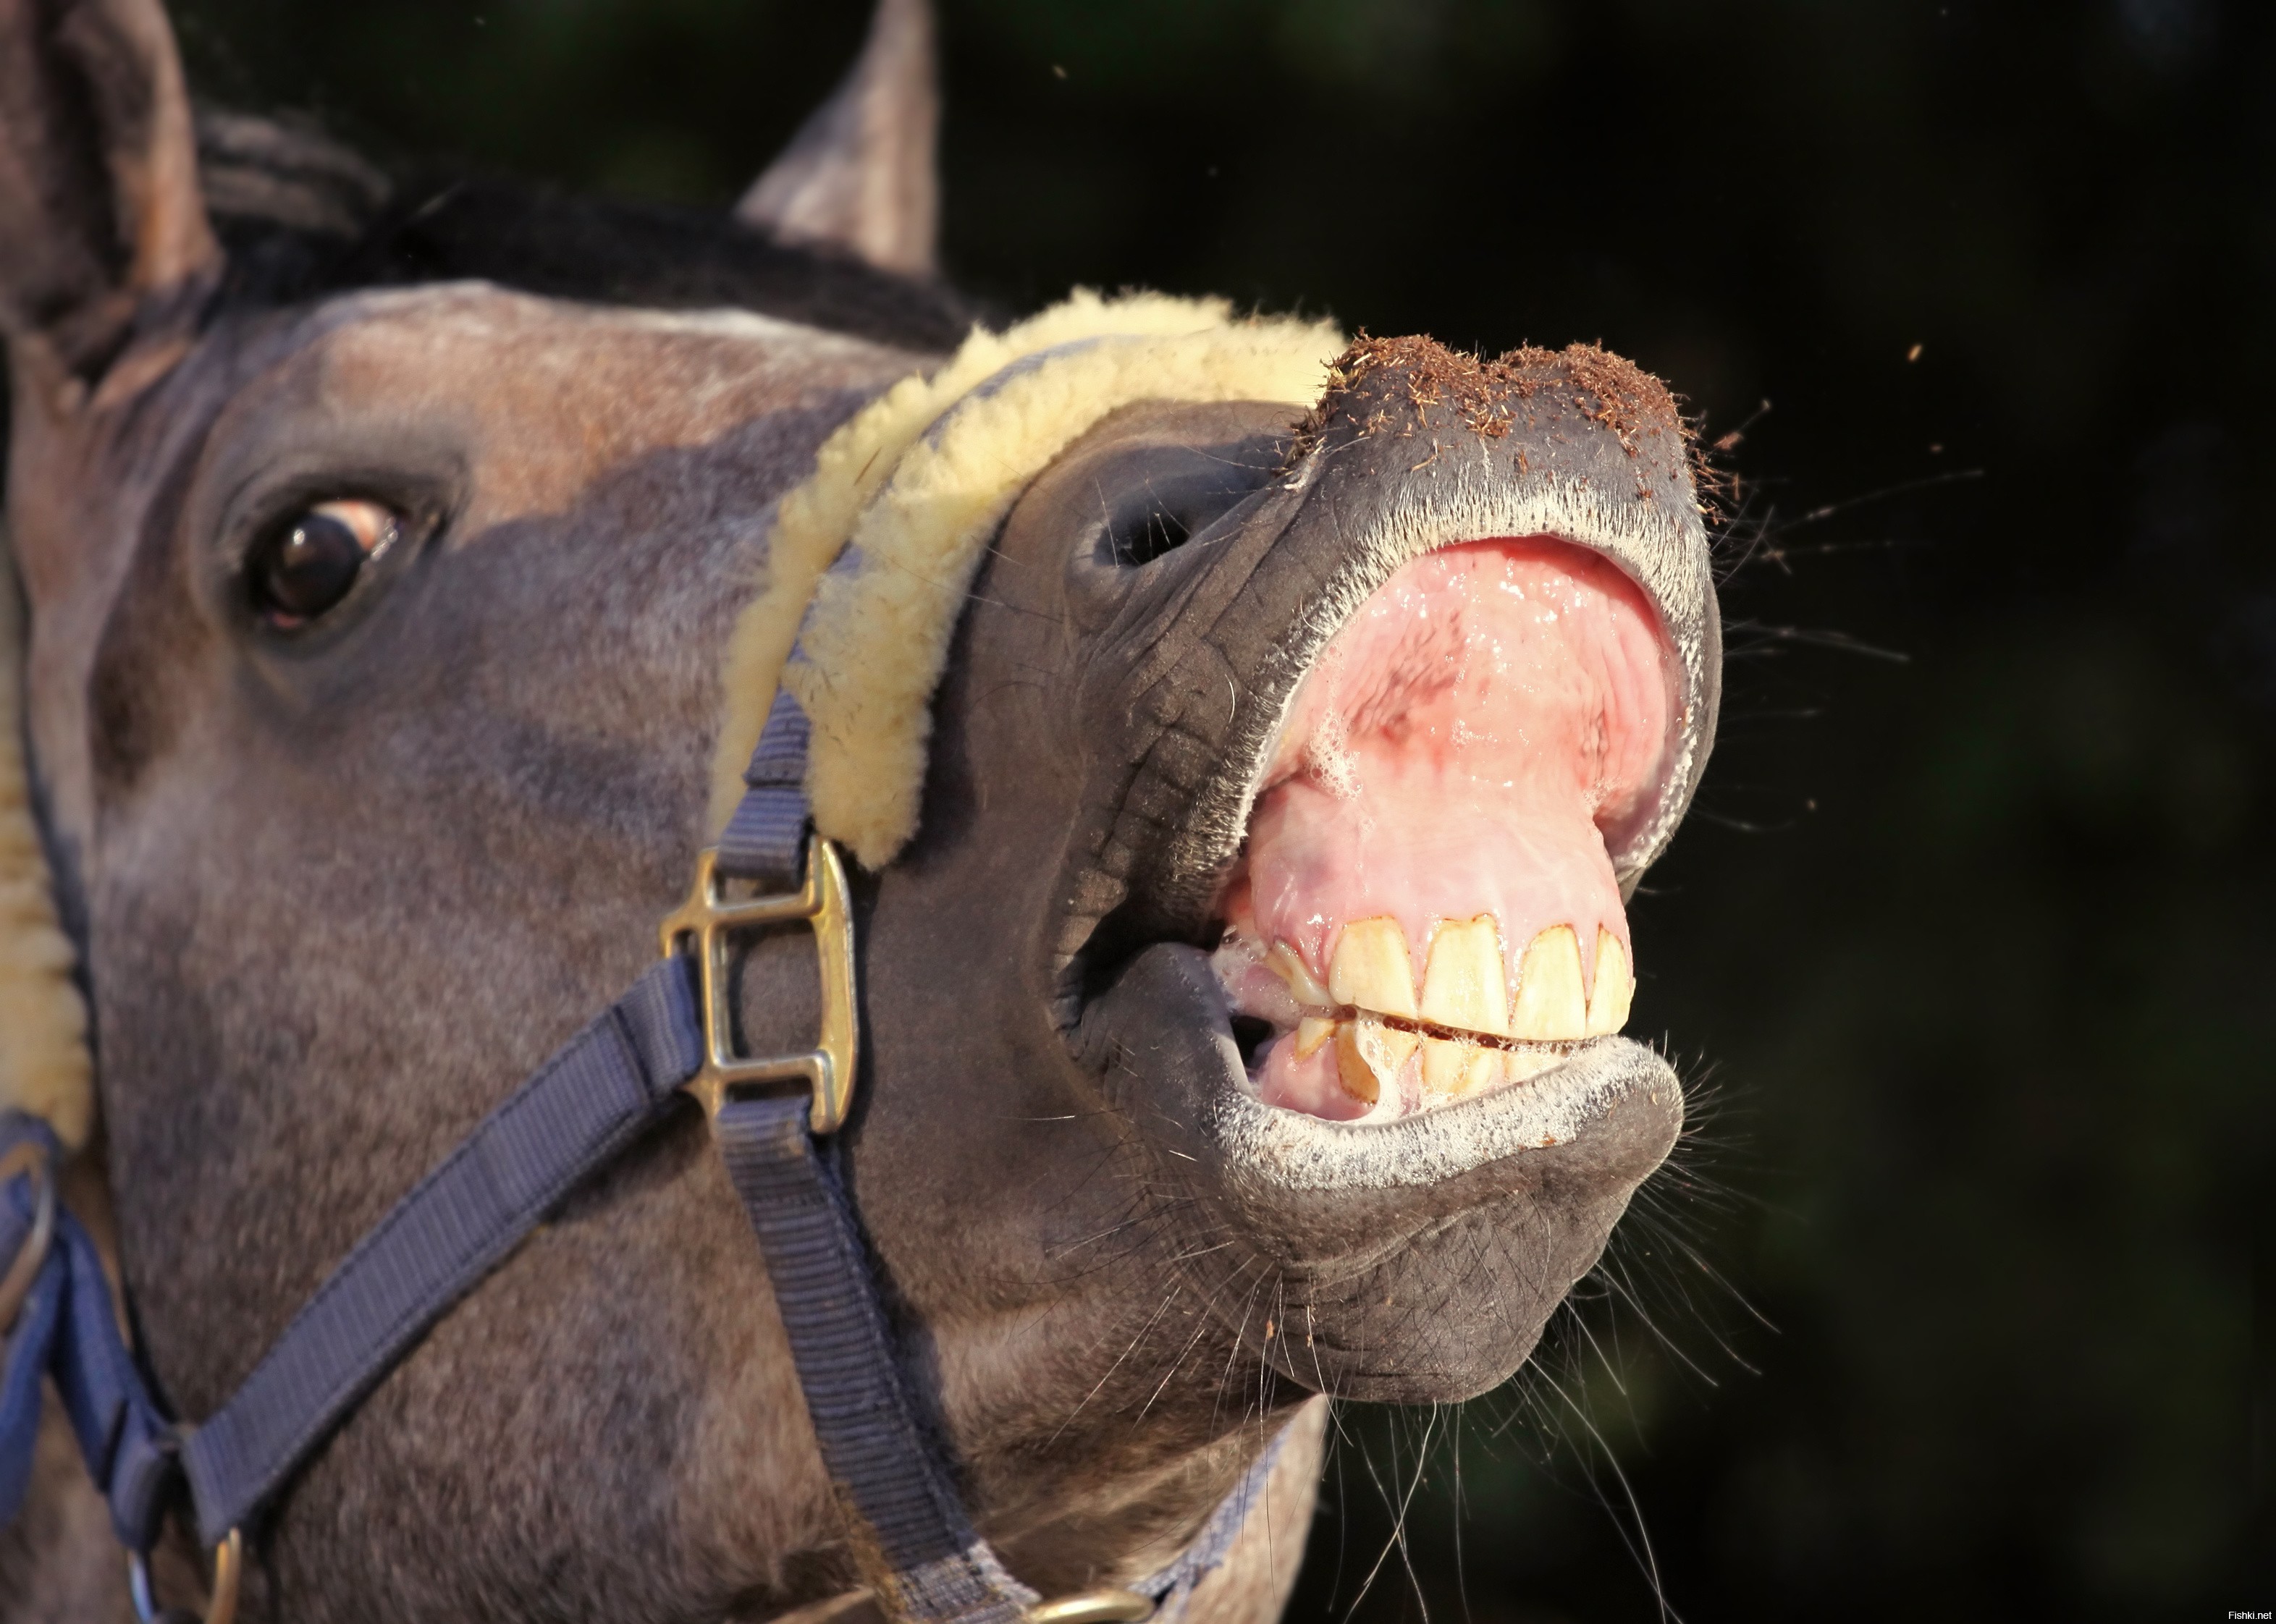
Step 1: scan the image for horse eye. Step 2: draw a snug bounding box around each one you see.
[249,499,398,625]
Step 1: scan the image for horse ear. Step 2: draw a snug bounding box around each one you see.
[735,0,939,279]
[0,0,218,387]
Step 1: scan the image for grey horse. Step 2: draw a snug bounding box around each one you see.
[0,0,1719,1617]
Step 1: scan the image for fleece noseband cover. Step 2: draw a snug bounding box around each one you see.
[710,288,1342,868]
[0,546,92,1148]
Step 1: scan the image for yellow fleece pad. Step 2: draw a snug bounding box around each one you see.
[0,534,94,1147]
[709,290,1344,866]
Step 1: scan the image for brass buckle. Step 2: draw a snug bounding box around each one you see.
[1026,1589,1155,1624]
[657,834,859,1135]
[127,1526,242,1624]
[0,1138,57,1334]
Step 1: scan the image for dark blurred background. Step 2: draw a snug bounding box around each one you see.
[161,0,2272,1616]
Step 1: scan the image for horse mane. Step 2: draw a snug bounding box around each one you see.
[194,109,977,352]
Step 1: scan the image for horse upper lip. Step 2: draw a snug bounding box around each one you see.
[1051,343,1716,1094]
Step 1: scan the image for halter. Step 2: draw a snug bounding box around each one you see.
[0,295,1343,1623]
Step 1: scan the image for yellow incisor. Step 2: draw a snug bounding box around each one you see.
[1419,914,1508,1101]
[1509,926,1589,1040]
[1585,929,1633,1036]
[1303,915,1636,1108]
[1327,918,1417,1018]
[1418,1035,1499,1101]
[1420,915,1510,1036]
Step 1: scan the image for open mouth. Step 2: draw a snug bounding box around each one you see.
[1207,536,1679,1124]
[1042,347,1710,1394]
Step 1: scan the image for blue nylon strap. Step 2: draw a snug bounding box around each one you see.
[1,1114,172,1547]
[714,1093,1038,1624]
[1129,1417,1297,1624]
[54,1206,172,1549]
[159,956,703,1547]
[1,1116,67,1525]
[712,682,1038,1623]
[717,690,814,886]
[0,1248,60,1526]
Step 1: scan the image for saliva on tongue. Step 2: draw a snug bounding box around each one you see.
[1212,537,1677,1124]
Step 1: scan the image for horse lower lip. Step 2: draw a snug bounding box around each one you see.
[1075,938,1686,1403]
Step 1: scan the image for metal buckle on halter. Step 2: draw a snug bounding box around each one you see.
[657,833,859,1135]
[127,1526,242,1624]
[1026,1589,1158,1624]
[0,1138,57,1334]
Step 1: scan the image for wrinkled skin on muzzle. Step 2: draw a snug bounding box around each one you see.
[891,347,1716,1408]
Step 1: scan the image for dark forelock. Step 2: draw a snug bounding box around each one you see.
[195,109,975,353]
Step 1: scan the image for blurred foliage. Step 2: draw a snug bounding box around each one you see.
[164,0,2275,1615]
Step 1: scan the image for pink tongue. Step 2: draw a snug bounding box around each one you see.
[1232,538,1675,999]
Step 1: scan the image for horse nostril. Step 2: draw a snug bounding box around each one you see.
[1113,509,1192,566]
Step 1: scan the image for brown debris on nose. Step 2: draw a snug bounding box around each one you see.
[1297,331,1688,460]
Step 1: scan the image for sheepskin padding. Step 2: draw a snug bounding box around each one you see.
[709,290,1344,866]
[0,532,93,1147]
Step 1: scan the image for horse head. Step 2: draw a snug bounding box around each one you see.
[0,2,1719,1618]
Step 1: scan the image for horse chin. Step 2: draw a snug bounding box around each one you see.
[1074,940,1682,1402]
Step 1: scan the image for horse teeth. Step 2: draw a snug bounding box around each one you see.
[1502,1048,1566,1086]
[1417,1035,1498,1101]
[1420,915,1509,1037]
[1332,1023,1378,1104]
[1327,917,1417,1018]
[1333,1015,1416,1104]
[1418,1034,1463,1096]
[1266,941,1333,1007]
[1585,929,1633,1036]
[1509,925,1589,1041]
[1291,916,1624,1096]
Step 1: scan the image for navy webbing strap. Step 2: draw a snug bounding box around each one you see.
[1130,1413,1299,1624]
[712,690,1037,1624]
[4,961,704,1557]
[717,689,815,887]
[4,959,701,1554]
[96,957,699,1549]
[0,1154,53,1521]
[716,1093,1038,1624]
[714,1083,1297,1624]
[1,1113,172,1548]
